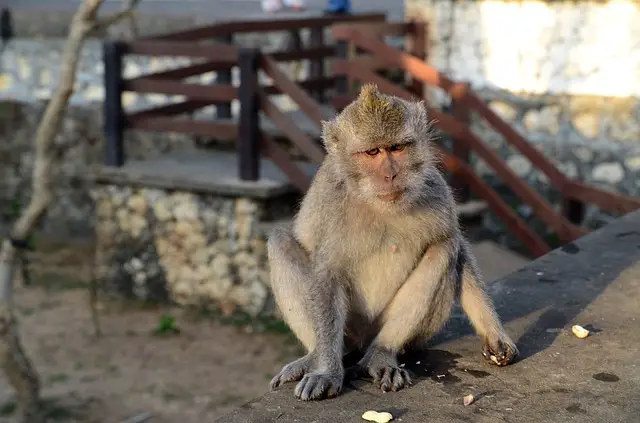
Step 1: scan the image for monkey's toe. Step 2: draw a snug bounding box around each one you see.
[376,366,412,392]
[294,372,343,401]
[482,338,518,367]
[270,355,313,390]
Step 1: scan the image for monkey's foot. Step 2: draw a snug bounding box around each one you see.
[356,347,413,392]
[294,371,344,401]
[482,336,519,367]
[270,354,314,390]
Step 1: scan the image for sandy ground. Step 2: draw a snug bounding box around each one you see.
[0,238,302,423]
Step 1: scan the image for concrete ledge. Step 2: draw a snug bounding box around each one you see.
[216,210,640,423]
[89,151,320,199]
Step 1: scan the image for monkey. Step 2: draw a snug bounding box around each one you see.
[266,83,518,401]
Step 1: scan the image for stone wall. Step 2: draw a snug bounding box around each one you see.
[92,184,298,316]
[0,102,196,237]
[407,0,640,98]
[8,8,200,39]
[404,0,640,243]
[448,89,640,249]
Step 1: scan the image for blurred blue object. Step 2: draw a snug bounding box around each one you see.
[326,0,351,13]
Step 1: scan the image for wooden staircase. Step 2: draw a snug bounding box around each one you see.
[98,14,640,259]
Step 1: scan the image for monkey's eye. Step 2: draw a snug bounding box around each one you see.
[389,144,406,152]
[365,148,380,156]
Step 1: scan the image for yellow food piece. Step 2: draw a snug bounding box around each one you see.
[463,394,475,406]
[361,410,394,423]
[572,325,590,339]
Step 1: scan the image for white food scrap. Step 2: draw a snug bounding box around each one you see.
[463,394,475,406]
[361,410,394,423]
[572,325,590,339]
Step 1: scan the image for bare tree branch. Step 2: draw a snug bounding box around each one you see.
[92,0,142,33]
[0,0,141,421]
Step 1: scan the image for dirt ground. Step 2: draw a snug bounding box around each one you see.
[0,237,303,423]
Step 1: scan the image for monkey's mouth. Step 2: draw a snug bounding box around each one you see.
[377,190,405,202]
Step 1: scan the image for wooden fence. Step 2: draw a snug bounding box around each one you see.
[102,12,387,190]
[101,15,640,258]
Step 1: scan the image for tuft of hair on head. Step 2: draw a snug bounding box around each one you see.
[353,83,404,130]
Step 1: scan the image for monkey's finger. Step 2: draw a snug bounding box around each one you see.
[294,375,310,399]
[391,369,411,391]
[402,369,413,386]
[369,366,384,383]
[270,374,283,390]
[326,382,342,398]
[379,368,394,392]
[298,375,323,401]
[308,377,330,400]
[504,343,518,363]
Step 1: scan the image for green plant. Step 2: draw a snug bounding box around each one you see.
[153,313,180,335]
[0,400,16,416]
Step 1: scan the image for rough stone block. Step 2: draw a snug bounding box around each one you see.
[91,184,298,316]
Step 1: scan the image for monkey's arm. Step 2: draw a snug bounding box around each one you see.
[355,240,459,392]
[458,240,518,365]
[375,240,458,351]
[292,260,348,400]
[357,238,518,393]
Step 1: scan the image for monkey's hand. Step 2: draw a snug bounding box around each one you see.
[270,353,315,390]
[271,353,344,400]
[482,333,519,367]
[294,367,344,401]
[353,346,412,392]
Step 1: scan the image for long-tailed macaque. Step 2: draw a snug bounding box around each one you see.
[267,84,518,401]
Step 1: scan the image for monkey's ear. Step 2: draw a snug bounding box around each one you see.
[321,120,340,155]
[408,99,429,124]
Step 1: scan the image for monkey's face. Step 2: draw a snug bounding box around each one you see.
[346,139,428,208]
[321,83,435,211]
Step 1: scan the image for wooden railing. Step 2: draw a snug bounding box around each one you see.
[331,22,640,257]
[101,15,640,258]
[102,13,386,192]
[142,12,386,106]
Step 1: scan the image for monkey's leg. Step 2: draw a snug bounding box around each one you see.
[459,242,519,366]
[267,227,347,400]
[356,242,458,392]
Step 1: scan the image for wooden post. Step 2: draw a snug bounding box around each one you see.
[408,20,427,99]
[215,34,233,119]
[237,48,260,181]
[335,39,349,98]
[0,8,14,44]
[561,197,585,225]
[103,40,125,167]
[450,82,471,203]
[309,27,325,103]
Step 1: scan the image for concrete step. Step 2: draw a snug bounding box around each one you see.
[470,240,530,282]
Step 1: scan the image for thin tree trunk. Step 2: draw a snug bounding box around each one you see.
[0,1,140,421]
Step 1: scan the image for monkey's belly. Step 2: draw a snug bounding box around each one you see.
[349,247,419,321]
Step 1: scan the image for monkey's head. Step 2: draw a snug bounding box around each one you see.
[322,83,437,211]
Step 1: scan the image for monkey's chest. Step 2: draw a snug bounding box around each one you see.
[350,237,424,319]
